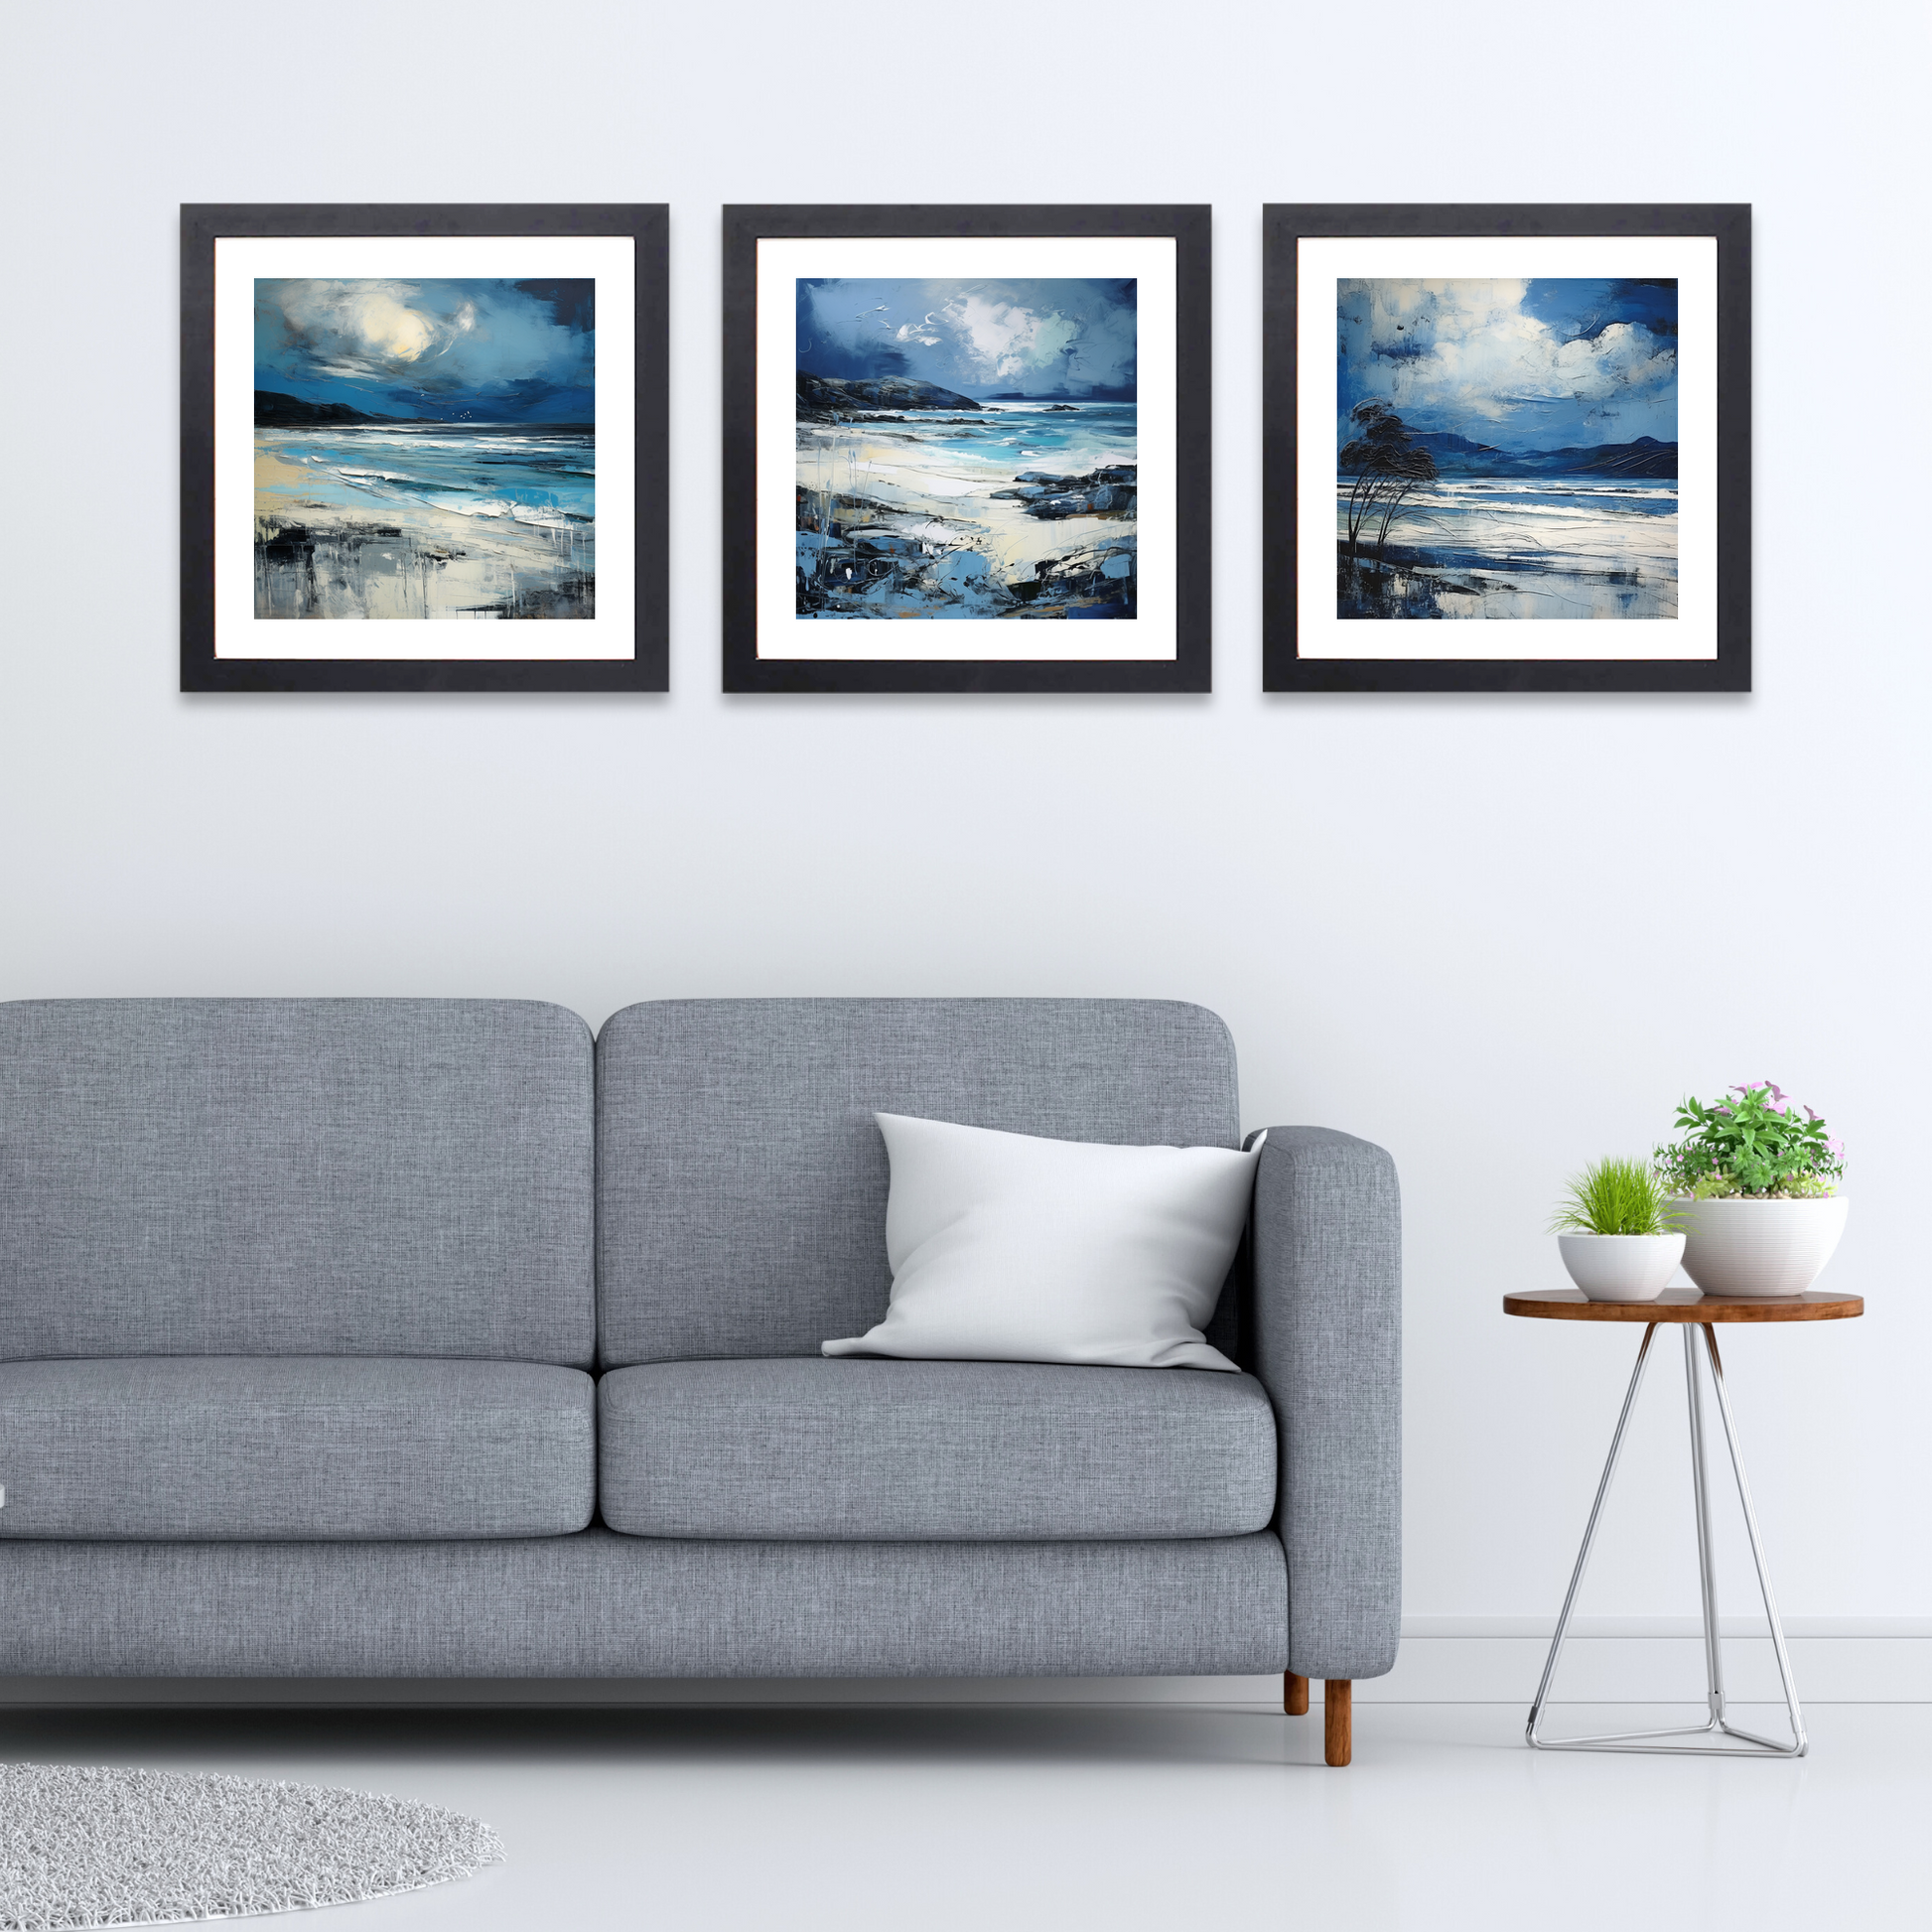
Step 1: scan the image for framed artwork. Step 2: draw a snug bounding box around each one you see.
[722,205,1211,693]
[181,204,668,692]
[1263,205,1750,692]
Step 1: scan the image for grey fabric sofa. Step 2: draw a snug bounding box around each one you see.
[0,997,1400,1763]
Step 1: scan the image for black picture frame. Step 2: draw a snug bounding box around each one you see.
[1263,204,1750,693]
[181,203,669,692]
[723,204,1211,694]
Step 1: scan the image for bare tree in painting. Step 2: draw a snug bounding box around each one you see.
[1339,402,1439,566]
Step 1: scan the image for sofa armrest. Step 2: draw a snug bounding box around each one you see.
[1248,1125,1402,1681]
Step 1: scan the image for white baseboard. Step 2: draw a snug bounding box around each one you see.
[3,1625,1926,1709]
[1366,1636,1932,1704]
[1366,1617,1932,1705]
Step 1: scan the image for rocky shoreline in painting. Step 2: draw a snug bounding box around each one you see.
[794,388,1138,620]
[792,276,1140,621]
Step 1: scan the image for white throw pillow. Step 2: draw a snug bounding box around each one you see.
[822,1114,1263,1372]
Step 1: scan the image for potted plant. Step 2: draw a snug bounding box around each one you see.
[1549,1157,1687,1302]
[1654,1081,1848,1298]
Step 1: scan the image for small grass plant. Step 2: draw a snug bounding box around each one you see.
[1548,1157,1684,1238]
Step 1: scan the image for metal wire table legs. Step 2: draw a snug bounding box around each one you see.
[1527,1320,1808,1756]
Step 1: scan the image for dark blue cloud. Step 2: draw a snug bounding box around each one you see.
[254,278,595,423]
[1522,277,1678,343]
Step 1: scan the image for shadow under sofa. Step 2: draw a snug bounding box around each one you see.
[0,997,1400,1766]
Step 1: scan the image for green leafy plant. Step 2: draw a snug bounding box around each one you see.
[1548,1157,1684,1237]
[1653,1080,1845,1199]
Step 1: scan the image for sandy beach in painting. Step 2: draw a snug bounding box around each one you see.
[253,421,594,621]
[1335,476,1678,621]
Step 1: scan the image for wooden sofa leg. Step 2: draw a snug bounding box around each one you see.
[1284,1672,1310,1716]
[1323,1681,1352,1766]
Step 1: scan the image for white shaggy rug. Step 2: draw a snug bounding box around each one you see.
[0,1762,505,1930]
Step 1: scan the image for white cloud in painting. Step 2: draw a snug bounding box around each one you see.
[938,293,1082,383]
[798,279,1137,394]
[262,280,581,392]
[270,281,456,378]
[1343,279,1675,437]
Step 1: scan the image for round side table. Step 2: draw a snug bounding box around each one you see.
[1504,1286,1863,1757]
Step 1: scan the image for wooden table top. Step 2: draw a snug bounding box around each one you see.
[1504,1288,1863,1323]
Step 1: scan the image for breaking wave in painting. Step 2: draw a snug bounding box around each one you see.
[254,423,594,621]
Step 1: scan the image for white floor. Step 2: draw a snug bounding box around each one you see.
[7,1708,1924,1932]
[1,1701,1922,1931]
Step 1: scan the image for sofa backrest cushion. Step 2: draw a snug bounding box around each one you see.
[0,1000,594,1364]
[595,999,1240,1366]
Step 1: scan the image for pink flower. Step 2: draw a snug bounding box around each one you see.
[1827,1138,1845,1156]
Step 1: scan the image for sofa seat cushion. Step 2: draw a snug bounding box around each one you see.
[0,1358,594,1540]
[598,1357,1277,1540]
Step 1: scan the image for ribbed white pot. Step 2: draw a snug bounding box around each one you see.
[1557,1231,1687,1303]
[1670,1195,1850,1298]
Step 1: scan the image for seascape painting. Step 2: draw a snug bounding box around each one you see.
[794,277,1138,620]
[253,278,595,621]
[1337,278,1679,621]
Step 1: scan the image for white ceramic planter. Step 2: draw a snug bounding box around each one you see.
[1670,1194,1850,1298]
[1557,1231,1687,1302]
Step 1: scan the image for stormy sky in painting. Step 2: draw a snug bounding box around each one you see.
[255,278,595,423]
[1337,278,1677,452]
[798,278,1137,397]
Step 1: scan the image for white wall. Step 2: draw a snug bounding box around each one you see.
[4,0,1925,1682]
